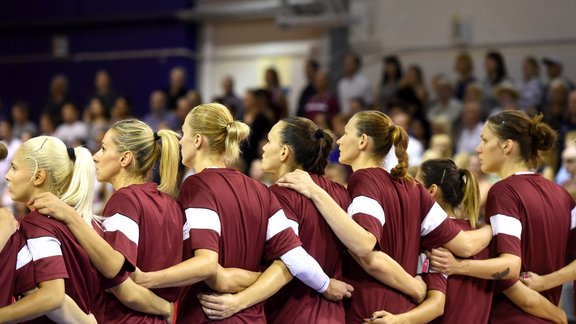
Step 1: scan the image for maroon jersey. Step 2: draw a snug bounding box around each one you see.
[265,174,350,324]
[486,173,574,323]
[343,168,460,323]
[177,168,302,324]
[0,231,34,307]
[100,183,185,324]
[423,219,493,324]
[20,211,102,324]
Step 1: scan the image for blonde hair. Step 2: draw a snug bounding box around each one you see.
[186,103,250,163]
[354,110,413,182]
[19,136,95,225]
[109,119,180,197]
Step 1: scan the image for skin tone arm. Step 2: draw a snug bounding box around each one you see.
[0,279,64,323]
[109,278,173,322]
[442,224,493,258]
[132,249,218,289]
[503,281,567,324]
[0,208,18,250]
[429,247,521,280]
[205,265,262,293]
[363,290,446,324]
[30,192,125,279]
[47,295,97,324]
[351,251,427,304]
[521,262,576,292]
[277,170,427,300]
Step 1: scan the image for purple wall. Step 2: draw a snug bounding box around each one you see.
[0,0,197,121]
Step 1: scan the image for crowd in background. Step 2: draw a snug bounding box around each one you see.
[1,49,576,219]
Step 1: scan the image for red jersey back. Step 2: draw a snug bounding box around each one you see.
[20,211,102,324]
[177,168,302,324]
[101,182,185,323]
[343,168,460,322]
[0,231,35,307]
[266,174,350,324]
[486,173,574,323]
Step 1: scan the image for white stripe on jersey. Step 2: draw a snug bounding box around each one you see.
[185,208,221,236]
[27,236,62,261]
[421,202,448,236]
[266,209,296,241]
[286,219,299,237]
[490,214,522,239]
[103,213,140,246]
[183,220,191,240]
[571,207,576,230]
[347,195,386,226]
[16,244,33,270]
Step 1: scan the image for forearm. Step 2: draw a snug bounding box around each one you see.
[444,225,492,258]
[397,290,445,324]
[141,249,217,289]
[280,246,329,293]
[67,215,125,279]
[504,281,566,324]
[353,251,421,300]
[310,188,375,257]
[536,261,576,291]
[110,279,172,318]
[0,280,64,323]
[456,254,520,280]
[234,260,293,311]
[47,295,94,324]
[205,265,261,293]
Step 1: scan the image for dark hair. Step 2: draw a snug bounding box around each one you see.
[347,53,362,69]
[307,59,320,71]
[354,111,412,181]
[524,56,540,77]
[383,55,403,83]
[280,117,334,176]
[486,50,507,84]
[420,158,480,228]
[487,111,557,168]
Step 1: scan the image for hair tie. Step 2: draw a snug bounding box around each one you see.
[67,147,76,162]
[153,132,160,141]
[226,121,234,130]
[314,129,324,140]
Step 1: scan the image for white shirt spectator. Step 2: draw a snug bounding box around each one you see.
[456,122,483,155]
[338,73,372,115]
[54,121,89,146]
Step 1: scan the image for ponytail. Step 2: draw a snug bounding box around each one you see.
[59,146,96,225]
[156,129,181,197]
[459,168,480,229]
[224,120,251,163]
[390,124,413,182]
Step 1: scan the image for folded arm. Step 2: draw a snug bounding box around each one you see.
[0,279,65,323]
[504,281,566,324]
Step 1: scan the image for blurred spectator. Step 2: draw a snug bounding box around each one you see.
[110,96,133,123]
[376,55,403,112]
[324,163,350,187]
[43,73,70,127]
[544,79,569,131]
[491,81,520,115]
[164,66,188,110]
[482,50,511,114]
[560,145,576,200]
[213,76,243,120]
[84,97,110,153]
[0,119,22,211]
[427,74,462,124]
[542,55,575,102]
[39,112,56,136]
[143,90,179,131]
[455,101,483,154]
[386,109,424,168]
[301,70,340,129]
[11,101,38,140]
[453,52,476,101]
[349,97,367,115]
[264,67,288,120]
[240,89,273,174]
[297,59,320,118]
[560,91,576,143]
[519,56,545,114]
[54,102,89,147]
[467,153,494,219]
[186,90,203,107]
[422,134,453,162]
[175,96,193,131]
[400,64,429,107]
[338,53,372,114]
[89,69,119,112]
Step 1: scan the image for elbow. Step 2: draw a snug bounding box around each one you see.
[44,290,65,312]
[201,257,218,280]
[455,241,475,259]
[351,235,377,259]
[102,266,121,280]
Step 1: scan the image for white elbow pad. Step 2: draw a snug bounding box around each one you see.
[280,246,330,293]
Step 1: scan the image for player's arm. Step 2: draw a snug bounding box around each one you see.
[504,281,566,324]
[430,247,521,280]
[351,250,426,303]
[521,261,576,292]
[0,208,18,250]
[109,278,173,321]
[442,224,492,258]
[204,265,261,293]
[132,249,218,289]
[47,295,96,324]
[364,290,445,324]
[31,192,125,279]
[0,279,64,323]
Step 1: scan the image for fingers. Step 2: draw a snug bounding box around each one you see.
[200,306,226,320]
[372,310,391,318]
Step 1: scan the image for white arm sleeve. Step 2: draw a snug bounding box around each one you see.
[280,246,330,293]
